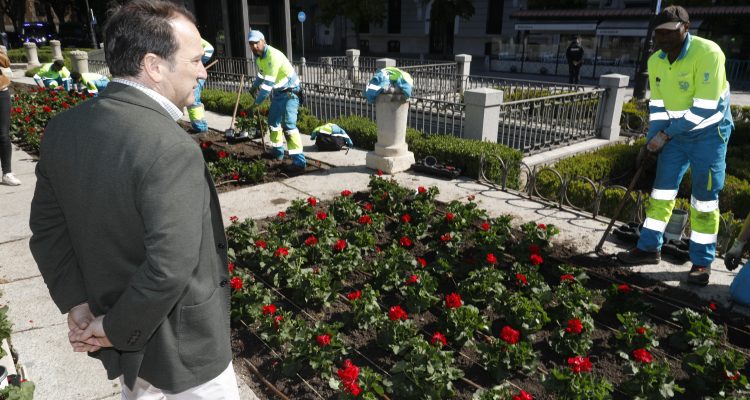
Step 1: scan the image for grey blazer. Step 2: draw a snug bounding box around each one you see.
[29,82,232,392]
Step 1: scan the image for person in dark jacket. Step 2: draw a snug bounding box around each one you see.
[566,36,584,84]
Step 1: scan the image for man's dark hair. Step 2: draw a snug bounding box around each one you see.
[70,71,81,82]
[103,0,196,77]
[52,59,65,70]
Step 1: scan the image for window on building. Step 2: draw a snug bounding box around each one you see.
[388,0,402,34]
[486,0,503,34]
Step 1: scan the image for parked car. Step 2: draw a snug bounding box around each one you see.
[19,22,54,45]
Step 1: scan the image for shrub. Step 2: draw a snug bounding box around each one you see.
[8,46,93,64]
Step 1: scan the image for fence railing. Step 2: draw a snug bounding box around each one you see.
[88,60,110,77]
[301,82,375,122]
[409,97,465,137]
[210,57,257,78]
[727,59,750,90]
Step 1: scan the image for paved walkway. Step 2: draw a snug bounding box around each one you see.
[1,77,748,399]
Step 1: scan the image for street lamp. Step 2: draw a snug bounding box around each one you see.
[633,0,662,100]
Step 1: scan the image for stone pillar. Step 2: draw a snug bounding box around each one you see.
[376,58,395,69]
[346,49,360,85]
[23,42,41,68]
[597,74,630,141]
[299,56,306,77]
[366,92,415,174]
[322,56,333,84]
[49,40,63,61]
[463,88,503,142]
[455,54,472,94]
[69,50,89,73]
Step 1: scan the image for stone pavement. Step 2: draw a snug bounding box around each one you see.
[1,79,748,399]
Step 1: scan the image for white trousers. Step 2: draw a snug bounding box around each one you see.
[120,362,241,400]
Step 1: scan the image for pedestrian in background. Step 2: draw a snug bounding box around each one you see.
[566,36,584,84]
[0,47,19,186]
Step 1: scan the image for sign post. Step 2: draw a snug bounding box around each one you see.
[298,11,306,60]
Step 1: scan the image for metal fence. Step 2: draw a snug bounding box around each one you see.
[301,82,375,122]
[88,60,110,76]
[727,59,750,90]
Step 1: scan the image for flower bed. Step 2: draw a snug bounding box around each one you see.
[227,174,750,399]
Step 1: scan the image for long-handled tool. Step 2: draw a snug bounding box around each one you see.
[254,107,267,152]
[224,74,246,140]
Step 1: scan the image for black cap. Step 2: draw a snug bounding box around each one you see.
[653,5,689,30]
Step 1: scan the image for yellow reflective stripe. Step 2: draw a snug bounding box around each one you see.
[690,231,717,245]
[643,218,667,232]
[649,99,665,107]
[651,189,678,200]
[693,98,719,109]
[691,196,719,212]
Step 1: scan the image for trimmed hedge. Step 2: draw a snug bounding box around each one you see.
[10,47,93,69]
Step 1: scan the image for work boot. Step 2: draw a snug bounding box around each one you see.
[283,163,306,175]
[687,265,710,287]
[617,248,661,265]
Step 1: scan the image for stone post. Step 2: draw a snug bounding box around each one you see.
[346,49,360,85]
[376,58,395,69]
[299,56,306,78]
[366,92,415,174]
[49,40,63,61]
[23,42,41,68]
[463,88,503,143]
[455,54,472,94]
[322,56,333,84]
[597,74,630,141]
[69,50,89,73]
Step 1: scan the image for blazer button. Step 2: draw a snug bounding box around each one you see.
[217,243,225,249]
[220,279,228,287]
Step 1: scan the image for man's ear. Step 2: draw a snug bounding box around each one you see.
[142,53,163,83]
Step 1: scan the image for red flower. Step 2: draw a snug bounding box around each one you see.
[538,223,547,230]
[565,319,584,334]
[358,215,372,225]
[316,211,328,220]
[418,186,427,194]
[274,247,289,257]
[400,236,412,248]
[388,305,408,321]
[255,240,267,249]
[277,211,286,219]
[500,325,520,345]
[337,359,360,394]
[445,212,455,222]
[316,334,331,347]
[530,253,543,266]
[528,244,541,254]
[362,202,373,211]
[726,370,741,381]
[42,105,52,113]
[346,290,361,301]
[480,221,491,231]
[512,390,533,400]
[568,356,593,373]
[305,235,318,246]
[307,197,317,206]
[486,253,497,265]
[445,292,462,309]
[238,111,247,117]
[232,172,240,181]
[229,215,239,223]
[334,239,347,252]
[401,213,412,224]
[405,274,419,285]
[228,262,235,274]
[635,326,647,335]
[341,189,352,197]
[617,283,631,294]
[273,315,283,330]
[440,233,452,243]
[262,304,276,315]
[417,257,427,268]
[377,169,383,176]
[431,331,447,347]
[560,274,575,282]
[230,276,243,290]
[708,302,717,311]
[516,273,528,286]
[468,194,476,201]
[632,348,653,364]
[200,141,211,149]
[62,102,70,109]
[217,150,228,159]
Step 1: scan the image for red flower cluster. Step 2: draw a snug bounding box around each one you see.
[617,283,631,294]
[468,194,476,201]
[274,247,289,257]
[358,215,372,225]
[238,111,247,117]
[726,370,742,381]
[277,211,286,219]
[480,221,491,231]
[632,348,653,364]
[530,253,543,266]
[262,304,276,315]
[400,236,413,248]
[445,212,455,222]
[341,189,352,197]
[528,244,541,255]
[405,274,419,285]
[708,302,717,311]
[568,356,593,373]
[228,262,235,274]
[501,325,520,345]
[307,197,317,206]
[445,292,462,309]
[516,273,528,286]
[560,274,575,282]
[401,213,412,224]
[337,359,361,396]
[230,276,243,291]
[512,390,533,400]
[334,239,347,252]
[538,223,547,230]
[388,305,408,321]
[316,334,331,347]
[565,319,584,334]
[418,186,426,194]
[486,253,497,265]
[347,290,362,301]
[255,240,267,249]
[417,257,427,268]
[635,326,647,335]
[431,331,447,347]
[316,211,328,220]
[305,235,318,246]
[440,233,452,243]
[217,150,228,159]
[273,315,283,330]
[362,203,373,212]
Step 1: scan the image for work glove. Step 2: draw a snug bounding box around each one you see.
[725,239,746,271]
[646,131,669,153]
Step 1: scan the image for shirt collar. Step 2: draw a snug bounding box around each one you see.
[658,32,692,61]
[111,78,183,121]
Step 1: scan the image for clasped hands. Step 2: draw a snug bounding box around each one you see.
[67,303,113,352]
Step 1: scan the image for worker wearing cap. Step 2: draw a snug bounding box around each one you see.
[70,71,110,96]
[246,30,305,172]
[187,38,214,133]
[33,60,71,90]
[618,5,734,286]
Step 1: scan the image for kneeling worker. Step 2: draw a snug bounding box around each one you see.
[33,60,71,90]
[70,71,110,96]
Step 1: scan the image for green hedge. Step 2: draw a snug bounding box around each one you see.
[9,47,93,66]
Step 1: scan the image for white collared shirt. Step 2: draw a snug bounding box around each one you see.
[112,78,183,121]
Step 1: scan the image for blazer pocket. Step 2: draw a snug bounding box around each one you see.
[177,287,226,367]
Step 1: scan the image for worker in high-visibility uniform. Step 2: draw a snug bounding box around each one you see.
[33,60,71,90]
[187,38,214,132]
[246,30,305,172]
[70,71,110,96]
[618,5,734,286]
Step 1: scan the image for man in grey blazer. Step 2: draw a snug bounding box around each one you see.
[29,1,241,398]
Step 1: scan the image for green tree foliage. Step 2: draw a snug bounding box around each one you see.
[317,0,386,40]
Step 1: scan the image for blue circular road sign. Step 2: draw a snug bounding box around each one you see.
[297,11,306,23]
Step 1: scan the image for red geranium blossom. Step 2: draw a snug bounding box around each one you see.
[401,213,412,224]
[346,290,361,301]
[238,111,247,117]
[217,150,228,159]
[538,223,547,230]
[262,304,276,315]
[405,274,419,285]
[565,319,584,334]
[230,276,242,290]
[273,315,283,330]
[388,305,408,321]
[486,253,498,265]
[480,221,491,231]
[417,257,427,268]
[560,274,575,282]
[277,211,286,219]
[200,141,211,149]
[516,273,528,286]
[274,247,289,257]
[418,186,427,194]
[362,202,373,211]
[341,189,352,197]
[334,239,347,252]
[636,326,647,335]
[232,172,240,181]
[632,348,653,364]
[530,253,543,266]
[358,215,372,225]
[468,194,476,201]
[726,371,741,381]
[529,244,541,254]
[500,325,520,345]
[228,262,235,274]
[307,197,317,206]
[512,390,533,400]
[229,215,239,223]
[377,169,383,176]
[445,292,462,309]
[42,105,52,113]
[440,233,452,243]
[316,211,328,220]
[431,331,447,347]
[708,302,717,311]
[568,356,593,373]
[316,334,331,347]
[337,359,361,396]
[445,212,455,222]
[255,240,267,249]
[305,235,318,246]
[400,236,413,248]
[617,283,631,294]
